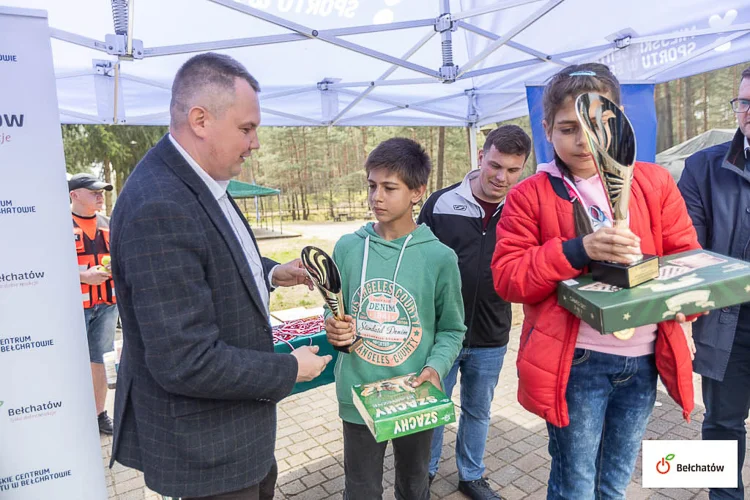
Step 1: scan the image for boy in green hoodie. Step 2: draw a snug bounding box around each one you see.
[325,137,466,500]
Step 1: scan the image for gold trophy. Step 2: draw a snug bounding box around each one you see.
[574,92,659,289]
[301,246,363,354]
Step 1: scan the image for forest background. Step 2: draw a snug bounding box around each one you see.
[62,62,748,222]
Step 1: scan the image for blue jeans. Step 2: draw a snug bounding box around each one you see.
[429,345,507,481]
[702,326,750,500]
[547,349,657,500]
[83,303,118,363]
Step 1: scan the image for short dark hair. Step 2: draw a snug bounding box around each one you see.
[170,53,260,126]
[741,66,750,83]
[483,125,532,160]
[365,138,431,189]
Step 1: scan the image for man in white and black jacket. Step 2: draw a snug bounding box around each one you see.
[419,125,531,500]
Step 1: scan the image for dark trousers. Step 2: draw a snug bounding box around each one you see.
[702,332,750,500]
[183,462,277,500]
[343,421,433,500]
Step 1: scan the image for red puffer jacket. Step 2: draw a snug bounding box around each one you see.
[491,162,700,427]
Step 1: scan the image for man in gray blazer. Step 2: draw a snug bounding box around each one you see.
[110,53,331,500]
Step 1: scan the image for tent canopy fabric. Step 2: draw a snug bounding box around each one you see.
[6,0,750,127]
[656,128,737,181]
[228,179,280,198]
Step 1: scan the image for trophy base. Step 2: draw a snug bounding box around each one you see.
[335,335,364,354]
[590,254,659,289]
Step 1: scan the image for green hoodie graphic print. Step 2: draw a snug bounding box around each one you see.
[330,222,466,425]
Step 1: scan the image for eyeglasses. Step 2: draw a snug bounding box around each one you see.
[730,98,750,113]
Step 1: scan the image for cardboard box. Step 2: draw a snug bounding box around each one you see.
[558,249,750,335]
[352,374,455,443]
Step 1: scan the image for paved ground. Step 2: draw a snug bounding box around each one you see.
[101,327,750,500]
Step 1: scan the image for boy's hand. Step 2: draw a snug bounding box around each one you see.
[325,314,355,347]
[411,366,441,391]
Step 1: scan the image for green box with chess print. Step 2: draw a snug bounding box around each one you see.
[351,373,456,443]
[558,249,750,335]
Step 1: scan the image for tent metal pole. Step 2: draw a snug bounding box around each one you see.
[453,0,544,21]
[437,0,457,82]
[458,0,566,78]
[59,109,108,123]
[328,78,437,89]
[143,19,434,57]
[630,24,750,45]
[255,196,260,224]
[461,57,544,79]
[118,74,172,90]
[477,43,611,89]
[127,0,134,56]
[262,108,322,125]
[209,0,439,78]
[336,89,467,121]
[470,125,478,171]
[456,20,567,66]
[56,69,97,79]
[278,192,282,235]
[113,62,120,124]
[331,30,437,125]
[262,86,319,100]
[49,28,108,52]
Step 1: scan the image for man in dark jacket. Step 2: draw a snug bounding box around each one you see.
[678,65,750,500]
[418,125,530,500]
[110,53,331,500]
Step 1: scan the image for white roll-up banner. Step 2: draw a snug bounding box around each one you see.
[0,7,108,500]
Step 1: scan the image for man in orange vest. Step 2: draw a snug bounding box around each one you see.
[69,173,118,435]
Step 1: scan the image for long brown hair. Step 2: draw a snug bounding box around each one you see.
[542,63,621,236]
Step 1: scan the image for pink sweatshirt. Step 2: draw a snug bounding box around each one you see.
[537,160,656,357]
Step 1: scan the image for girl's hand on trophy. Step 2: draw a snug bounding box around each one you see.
[325,314,356,347]
[582,227,642,264]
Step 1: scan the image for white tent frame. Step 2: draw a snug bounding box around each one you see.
[46,0,750,167]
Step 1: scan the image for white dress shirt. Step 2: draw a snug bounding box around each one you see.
[168,134,274,314]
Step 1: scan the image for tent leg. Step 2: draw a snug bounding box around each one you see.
[469,125,478,170]
[278,193,283,234]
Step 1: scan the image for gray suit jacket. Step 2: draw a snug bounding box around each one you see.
[110,135,297,498]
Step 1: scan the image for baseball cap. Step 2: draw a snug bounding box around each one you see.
[68,173,113,192]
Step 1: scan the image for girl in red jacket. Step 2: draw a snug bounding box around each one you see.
[491,63,700,499]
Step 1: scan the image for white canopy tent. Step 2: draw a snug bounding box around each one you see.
[5,0,750,133]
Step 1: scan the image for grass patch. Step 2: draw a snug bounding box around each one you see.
[258,237,334,312]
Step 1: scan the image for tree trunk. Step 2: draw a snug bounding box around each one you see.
[429,127,435,194]
[301,128,310,220]
[675,79,683,144]
[103,158,113,215]
[115,168,125,198]
[436,126,445,190]
[703,73,709,133]
[685,77,696,139]
[656,83,674,152]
